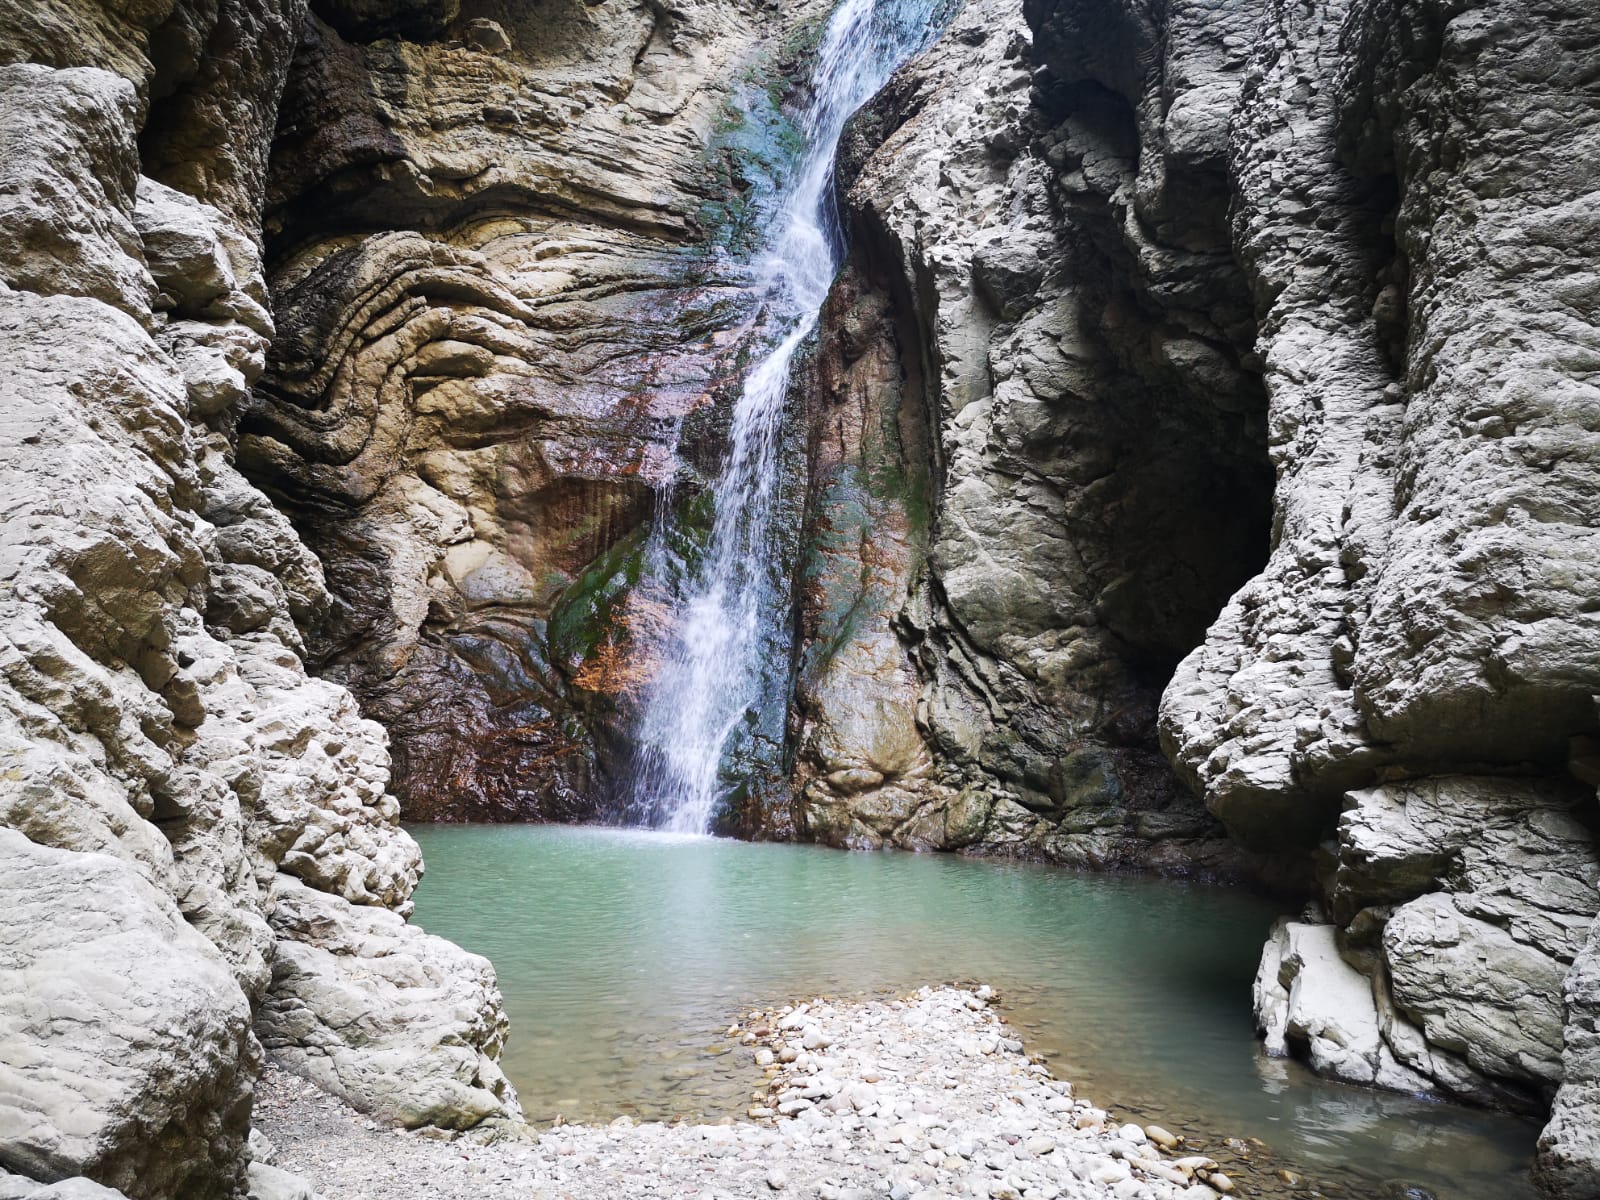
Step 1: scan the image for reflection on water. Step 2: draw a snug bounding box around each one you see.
[407,824,1539,1199]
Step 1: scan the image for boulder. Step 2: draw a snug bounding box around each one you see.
[0,830,253,1200]
[258,876,521,1130]
[245,1163,316,1200]
[0,1173,128,1200]
[1540,923,1600,1197]
[1253,919,1431,1094]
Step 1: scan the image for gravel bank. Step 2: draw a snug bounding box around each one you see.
[255,986,1239,1200]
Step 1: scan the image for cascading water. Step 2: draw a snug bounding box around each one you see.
[626,0,944,835]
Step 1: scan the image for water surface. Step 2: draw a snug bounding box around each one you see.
[409,824,1539,1199]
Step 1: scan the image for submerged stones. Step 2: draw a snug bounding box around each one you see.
[258,986,1258,1199]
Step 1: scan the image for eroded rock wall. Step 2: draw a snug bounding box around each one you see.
[792,0,1600,1187]
[5,0,1598,1193]
[1129,0,1600,1173]
[790,0,1279,879]
[0,3,520,1196]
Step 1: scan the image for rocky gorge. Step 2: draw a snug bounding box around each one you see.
[1,0,1598,1195]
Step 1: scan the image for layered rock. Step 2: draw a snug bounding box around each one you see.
[789,0,1278,879]
[1010,0,1600,1184]
[786,0,1599,1187]
[3,0,1598,1194]
[0,3,521,1196]
[245,0,835,822]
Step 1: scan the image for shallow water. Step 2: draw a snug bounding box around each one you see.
[407,824,1539,1199]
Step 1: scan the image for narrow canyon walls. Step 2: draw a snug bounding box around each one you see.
[2,0,1598,1194]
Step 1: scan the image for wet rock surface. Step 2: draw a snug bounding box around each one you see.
[2,0,1599,1194]
[246,0,835,823]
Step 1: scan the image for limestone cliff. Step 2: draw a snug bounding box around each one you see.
[0,3,520,1197]
[2,0,1599,1195]
[790,0,1280,880]
[793,0,1600,1190]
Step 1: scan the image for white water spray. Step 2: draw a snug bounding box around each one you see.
[628,0,942,834]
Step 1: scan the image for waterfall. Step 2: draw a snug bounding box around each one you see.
[625,0,943,835]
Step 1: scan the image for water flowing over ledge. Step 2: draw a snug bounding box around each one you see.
[625,0,948,835]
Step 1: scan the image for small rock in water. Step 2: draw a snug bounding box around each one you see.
[1206,1171,1237,1194]
[1144,1124,1179,1149]
[755,1048,775,1067]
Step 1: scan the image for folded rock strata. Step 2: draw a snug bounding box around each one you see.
[2,0,1598,1195]
[245,0,836,823]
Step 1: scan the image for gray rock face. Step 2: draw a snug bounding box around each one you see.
[0,2,522,1196]
[1314,777,1599,1111]
[259,877,517,1131]
[0,831,254,1199]
[1542,923,1600,1198]
[791,0,1278,881]
[1009,0,1600,1182]
[802,0,1599,1186]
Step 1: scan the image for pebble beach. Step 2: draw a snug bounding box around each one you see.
[255,986,1244,1200]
